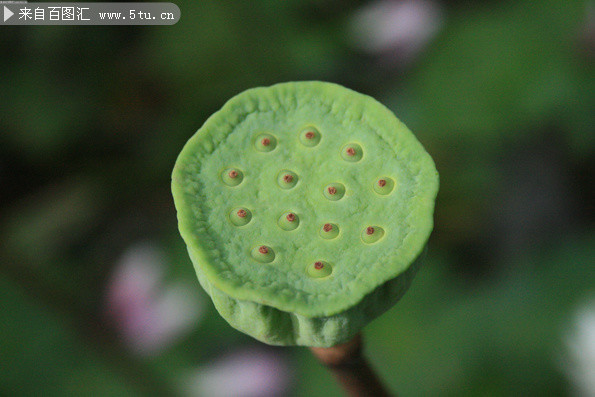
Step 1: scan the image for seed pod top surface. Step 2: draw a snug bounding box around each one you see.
[172,81,438,318]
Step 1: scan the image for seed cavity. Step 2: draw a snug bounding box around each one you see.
[277,170,298,189]
[323,183,345,201]
[278,212,299,231]
[319,223,339,239]
[251,245,275,263]
[341,143,363,162]
[230,207,252,226]
[222,168,244,186]
[255,134,277,152]
[361,226,385,244]
[307,261,333,278]
[373,177,395,195]
[299,126,321,147]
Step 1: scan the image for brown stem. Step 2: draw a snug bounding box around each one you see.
[310,333,393,397]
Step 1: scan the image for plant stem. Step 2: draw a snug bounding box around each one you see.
[310,333,393,397]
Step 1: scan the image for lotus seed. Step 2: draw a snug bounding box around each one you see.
[221,168,244,186]
[278,212,299,231]
[361,226,385,244]
[307,261,333,278]
[277,170,298,189]
[299,127,321,147]
[255,134,277,152]
[230,207,252,226]
[373,177,395,195]
[251,245,275,263]
[319,223,339,239]
[341,143,363,162]
[323,183,345,200]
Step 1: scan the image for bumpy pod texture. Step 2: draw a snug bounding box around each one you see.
[172,81,439,347]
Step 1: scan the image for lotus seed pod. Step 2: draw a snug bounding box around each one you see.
[172,81,439,347]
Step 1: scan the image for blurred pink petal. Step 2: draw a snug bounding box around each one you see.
[181,349,291,397]
[104,243,203,356]
[562,297,595,396]
[350,0,444,65]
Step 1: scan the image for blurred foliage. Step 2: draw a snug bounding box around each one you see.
[0,0,593,396]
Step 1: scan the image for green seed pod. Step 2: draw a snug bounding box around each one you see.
[172,81,439,347]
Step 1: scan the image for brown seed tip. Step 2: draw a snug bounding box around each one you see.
[237,209,246,218]
[378,179,386,187]
[327,186,337,195]
[366,227,375,235]
[346,147,356,156]
[323,223,333,232]
[305,131,315,139]
[314,261,324,270]
[286,213,296,222]
[258,246,268,254]
[283,174,293,183]
[229,170,238,178]
[261,138,270,146]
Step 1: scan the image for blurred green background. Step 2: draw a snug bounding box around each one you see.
[1,0,593,396]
